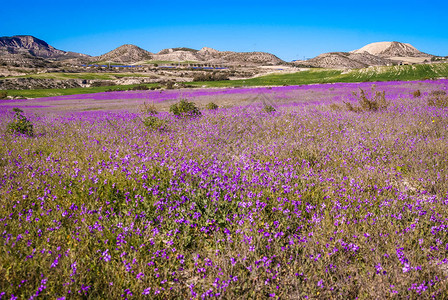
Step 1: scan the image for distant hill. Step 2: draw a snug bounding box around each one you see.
[351,41,431,57]
[92,44,153,63]
[296,41,435,69]
[151,46,285,65]
[0,35,89,61]
[303,52,394,69]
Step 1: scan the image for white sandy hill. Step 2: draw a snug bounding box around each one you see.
[351,41,429,57]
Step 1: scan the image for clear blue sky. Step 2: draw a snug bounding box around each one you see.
[3,0,448,61]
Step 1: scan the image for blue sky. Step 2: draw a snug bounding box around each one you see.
[3,0,448,61]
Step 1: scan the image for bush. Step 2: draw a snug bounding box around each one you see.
[0,90,7,99]
[7,108,34,136]
[91,81,116,87]
[344,87,388,112]
[205,102,219,110]
[412,90,421,98]
[263,105,276,113]
[169,99,201,118]
[193,72,229,82]
[129,85,149,91]
[140,102,158,115]
[105,88,125,92]
[142,116,168,131]
[165,81,175,89]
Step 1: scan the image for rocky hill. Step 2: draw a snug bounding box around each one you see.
[297,41,435,69]
[0,35,89,61]
[151,46,285,65]
[351,41,431,57]
[93,44,153,63]
[303,52,394,69]
[155,48,199,62]
[0,49,52,67]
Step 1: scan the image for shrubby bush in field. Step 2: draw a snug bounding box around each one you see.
[263,104,276,113]
[6,108,33,136]
[142,115,168,131]
[193,72,229,82]
[413,89,422,98]
[344,87,388,112]
[169,98,201,117]
[0,90,7,99]
[205,102,219,110]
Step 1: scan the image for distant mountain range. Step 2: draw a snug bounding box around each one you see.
[93,44,285,65]
[0,35,440,69]
[295,42,434,68]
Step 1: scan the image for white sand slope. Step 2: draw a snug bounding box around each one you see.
[351,41,427,57]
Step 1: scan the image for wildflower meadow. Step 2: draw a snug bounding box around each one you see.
[1,80,448,299]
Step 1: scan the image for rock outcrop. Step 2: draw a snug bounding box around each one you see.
[0,35,90,61]
[303,52,394,69]
[93,44,153,63]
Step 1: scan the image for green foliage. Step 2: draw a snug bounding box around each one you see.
[169,99,201,117]
[91,81,116,87]
[344,87,388,112]
[190,63,448,88]
[142,115,168,131]
[263,104,276,113]
[0,90,7,99]
[205,102,219,110]
[6,83,160,99]
[7,108,34,136]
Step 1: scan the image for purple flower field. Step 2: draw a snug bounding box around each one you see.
[1,80,448,298]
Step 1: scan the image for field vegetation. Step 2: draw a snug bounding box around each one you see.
[5,83,160,99]
[5,72,149,81]
[192,63,448,88]
[1,80,447,298]
[4,63,448,99]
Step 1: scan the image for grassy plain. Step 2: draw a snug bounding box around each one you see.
[5,72,149,80]
[192,63,448,87]
[3,63,448,99]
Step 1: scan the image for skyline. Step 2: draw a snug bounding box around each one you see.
[3,0,448,61]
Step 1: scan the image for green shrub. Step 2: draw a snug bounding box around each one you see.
[169,99,201,118]
[205,102,219,110]
[142,116,168,131]
[0,90,7,99]
[7,108,34,136]
[263,104,276,113]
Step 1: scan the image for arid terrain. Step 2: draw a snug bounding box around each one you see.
[1,36,447,95]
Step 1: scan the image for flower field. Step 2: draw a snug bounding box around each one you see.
[1,80,448,299]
